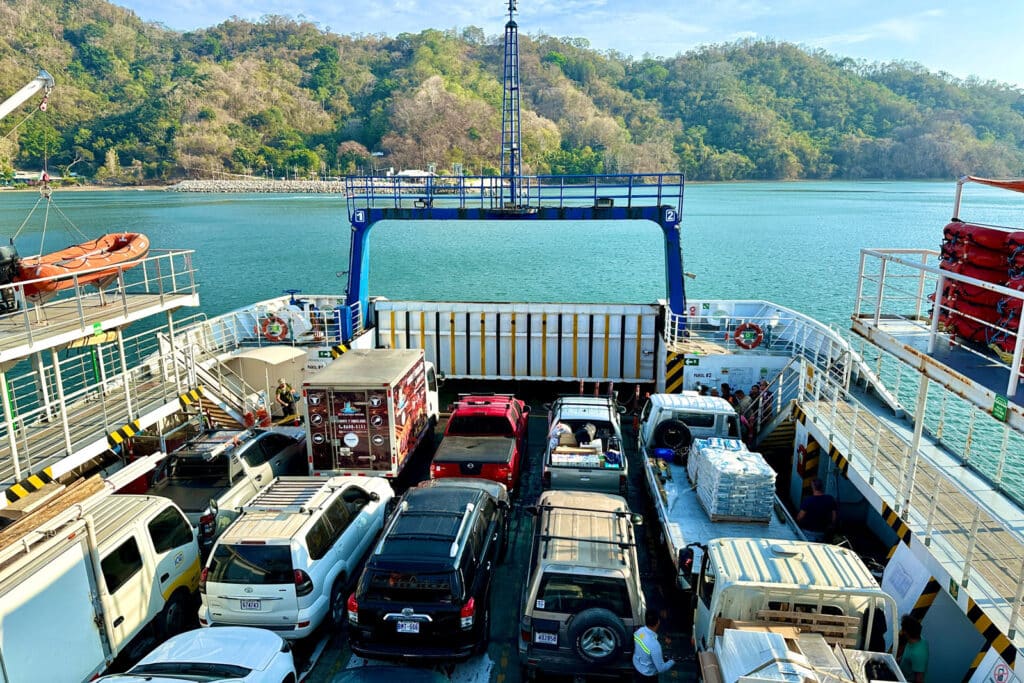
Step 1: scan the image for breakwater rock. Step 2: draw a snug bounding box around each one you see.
[166,179,347,193]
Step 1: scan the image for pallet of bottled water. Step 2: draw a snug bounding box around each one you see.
[687,437,747,484]
[690,438,775,522]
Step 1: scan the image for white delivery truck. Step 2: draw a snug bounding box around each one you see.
[0,479,201,682]
[693,537,904,683]
[636,392,803,591]
[304,348,440,478]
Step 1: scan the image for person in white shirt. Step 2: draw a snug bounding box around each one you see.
[632,609,675,681]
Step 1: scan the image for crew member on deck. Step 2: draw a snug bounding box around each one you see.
[797,478,838,542]
[276,378,296,418]
[632,609,676,681]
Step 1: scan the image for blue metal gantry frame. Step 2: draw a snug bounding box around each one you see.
[339,173,687,342]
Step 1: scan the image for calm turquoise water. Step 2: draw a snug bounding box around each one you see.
[3,180,1024,496]
[2,180,1020,323]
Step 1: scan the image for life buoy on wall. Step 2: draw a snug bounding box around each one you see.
[733,322,764,350]
[259,315,289,342]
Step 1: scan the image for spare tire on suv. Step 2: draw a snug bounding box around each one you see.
[568,608,627,665]
[518,490,645,680]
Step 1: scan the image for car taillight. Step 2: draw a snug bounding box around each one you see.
[198,567,208,594]
[294,569,314,597]
[198,511,215,537]
[495,465,512,482]
[347,593,359,625]
[460,597,475,629]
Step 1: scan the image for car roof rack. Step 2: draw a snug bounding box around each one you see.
[373,500,477,560]
[241,477,335,515]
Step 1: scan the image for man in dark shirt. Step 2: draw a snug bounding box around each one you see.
[797,478,837,541]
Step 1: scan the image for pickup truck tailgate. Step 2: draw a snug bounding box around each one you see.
[431,436,516,488]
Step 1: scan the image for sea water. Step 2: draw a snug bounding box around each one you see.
[2,180,1022,497]
[3,180,1020,322]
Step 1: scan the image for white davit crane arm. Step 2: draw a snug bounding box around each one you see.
[0,69,54,123]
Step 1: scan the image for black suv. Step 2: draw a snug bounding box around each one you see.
[347,478,510,662]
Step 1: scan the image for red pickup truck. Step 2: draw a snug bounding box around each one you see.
[431,394,530,493]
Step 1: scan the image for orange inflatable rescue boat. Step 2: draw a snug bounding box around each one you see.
[16,232,150,299]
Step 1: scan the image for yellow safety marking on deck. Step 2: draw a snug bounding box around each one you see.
[603,314,611,377]
[909,578,941,621]
[793,405,806,424]
[880,501,912,546]
[419,311,425,351]
[635,314,643,380]
[541,314,548,377]
[329,343,349,359]
[827,443,850,475]
[4,466,55,503]
[177,386,205,410]
[965,597,1017,668]
[449,313,457,375]
[800,435,820,499]
[107,419,142,449]
[510,313,517,378]
[389,310,396,349]
[480,314,487,376]
[572,314,579,377]
[665,351,685,394]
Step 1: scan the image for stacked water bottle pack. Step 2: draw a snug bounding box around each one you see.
[689,437,775,521]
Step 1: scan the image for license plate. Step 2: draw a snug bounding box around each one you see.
[396,620,420,634]
[534,632,558,645]
[239,599,261,611]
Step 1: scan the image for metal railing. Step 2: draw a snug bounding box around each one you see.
[344,173,685,218]
[800,359,1024,639]
[855,248,1024,397]
[0,249,197,354]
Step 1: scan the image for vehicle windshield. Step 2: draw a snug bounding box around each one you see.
[207,544,292,584]
[130,662,251,680]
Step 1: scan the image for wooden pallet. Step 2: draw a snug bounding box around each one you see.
[755,609,859,647]
[0,476,105,555]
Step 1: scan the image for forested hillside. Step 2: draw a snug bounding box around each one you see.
[1,0,1023,182]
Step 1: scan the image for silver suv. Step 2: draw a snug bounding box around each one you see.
[542,396,626,494]
[518,490,645,680]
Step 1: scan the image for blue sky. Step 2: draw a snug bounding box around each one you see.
[115,0,1024,87]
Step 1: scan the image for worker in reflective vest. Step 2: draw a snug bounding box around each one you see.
[632,609,675,681]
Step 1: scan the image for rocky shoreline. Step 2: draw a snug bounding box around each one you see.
[165,179,348,193]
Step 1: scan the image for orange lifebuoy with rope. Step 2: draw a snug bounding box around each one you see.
[734,322,764,350]
[259,315,289,342]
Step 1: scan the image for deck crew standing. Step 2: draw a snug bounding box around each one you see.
[276,378,296,418]
[633,609,675,681]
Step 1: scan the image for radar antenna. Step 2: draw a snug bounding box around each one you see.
[500,0,523,205]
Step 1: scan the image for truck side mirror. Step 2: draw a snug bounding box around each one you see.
[631,513,644,526]
[369,491,380,502]
[523,405,531,415]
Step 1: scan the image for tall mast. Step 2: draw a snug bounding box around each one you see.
[500,0,522,204]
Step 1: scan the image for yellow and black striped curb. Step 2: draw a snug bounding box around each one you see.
[793,404,807,424]
[4,466,54,503]
[964,597,1017,675]
[178,386,205,410]
[329,342,350,359]
[881,500,913,547]
[800,434,820,499]
[107,419,142,449]
[827,443,850,476]
[909,577,941,622]
[665,351,685,393]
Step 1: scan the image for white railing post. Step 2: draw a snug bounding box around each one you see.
[1009,314,1024,398]
[874,258,888,326]
[899,373,929,514]
[854,250,868,319]
[924,473,941,546]
[993,424,1011,488]
[915,250,930,321]
[928,273,945,355]
[1009,558,1024,639]
[962,506,983,588]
